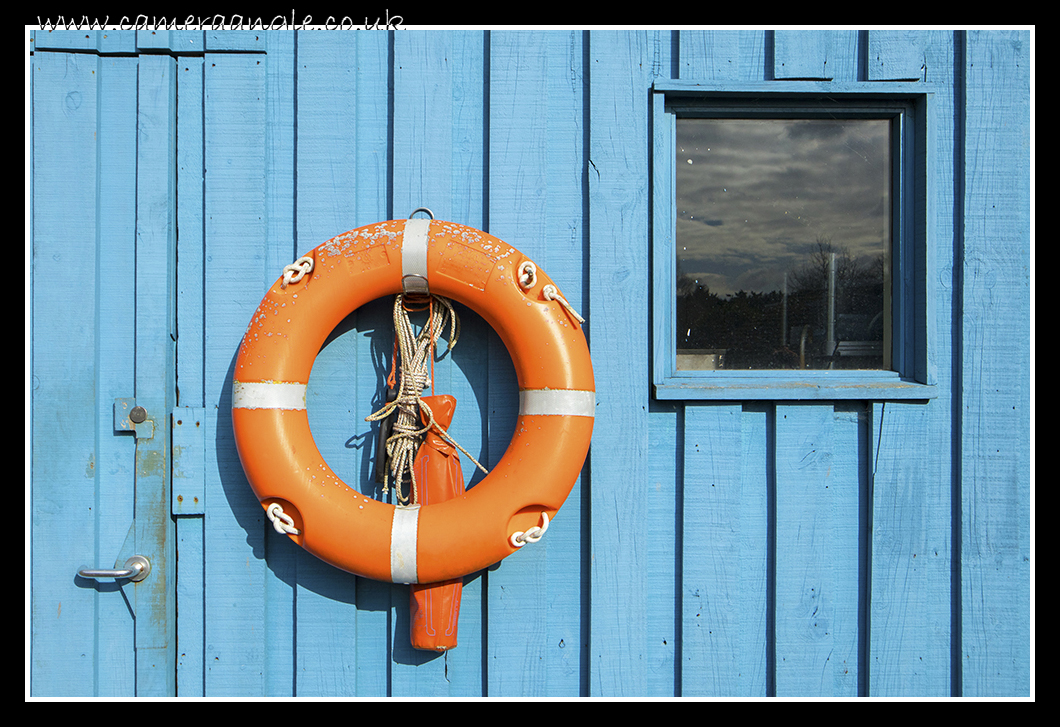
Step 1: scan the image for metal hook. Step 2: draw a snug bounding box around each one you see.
[408,207,434,220]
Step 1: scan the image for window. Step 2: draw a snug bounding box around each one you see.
[652,81,936,400]
[676,117,891,371]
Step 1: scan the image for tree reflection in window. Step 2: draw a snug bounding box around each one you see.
[676,117,891,370]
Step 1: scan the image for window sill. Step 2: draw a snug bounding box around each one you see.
[653,371,937,401]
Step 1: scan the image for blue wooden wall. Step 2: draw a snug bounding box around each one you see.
[29,28,1031,698]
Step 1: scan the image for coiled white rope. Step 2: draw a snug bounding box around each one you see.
[281,256,314,288]
[510,512,549,547]
[365,295,488,505]
[267,502,301,535]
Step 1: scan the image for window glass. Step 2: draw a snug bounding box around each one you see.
[675,118,891,370]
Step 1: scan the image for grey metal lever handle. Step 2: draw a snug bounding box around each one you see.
[77,555,151,582]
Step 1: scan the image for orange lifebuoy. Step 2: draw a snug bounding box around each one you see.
[232,219,595,584]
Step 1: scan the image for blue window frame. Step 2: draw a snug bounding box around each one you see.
[652,80,937,400]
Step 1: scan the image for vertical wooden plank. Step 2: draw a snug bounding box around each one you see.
[587,29,658,696]
[177,55,206,410]
[430,27,496,699]
[960,29,1031,697]
[431,30,488,698]
[393,31,454,222]
[869,402,952,696]
[867,29,929,81]
[647,48,681,694]
[391,29,488,697]
[446,32,488,228]
[30,50,101,697]
[867,30,957,698]
[431,32,491,688]
[175,54,207,698]
[350,30,396,698]
[736,404,772,695]
[203,51,268,697]
[259,31,299,698]
[680,403,743,696]
[678,29,766,81]
[487,29,588,697]
[646,401,680,696]
[774,403,835,696]
[486,30,552,697]
[135,55,179,402]
[296,32,359,245]
[94,54,139,696]
[287,29,400,698]
[133,53,178,697]
[831,404,869,696]
[354,32,392,228]
[173,428,206,698]
[264,32,298,292]
[650,86,675,392]
[774,29,858,81]
[293,29,362,699]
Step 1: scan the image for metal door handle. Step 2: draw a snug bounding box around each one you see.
[77,555,151,582]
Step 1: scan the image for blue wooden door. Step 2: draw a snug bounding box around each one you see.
[31,40,178,696]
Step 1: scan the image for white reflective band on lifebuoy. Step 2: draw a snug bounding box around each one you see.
[402,218,430,295]
[390,504,421,584]
[232,381,308,410]
[518,389,596,418]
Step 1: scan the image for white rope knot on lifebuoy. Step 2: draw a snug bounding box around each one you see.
[267,502,301,535]
[510,512,549,548]
[517,259,584,325]
[517,260,537,289]
[281,256,314,288]
[543,285,585,324]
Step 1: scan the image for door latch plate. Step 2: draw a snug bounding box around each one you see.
[114,398,154,439]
